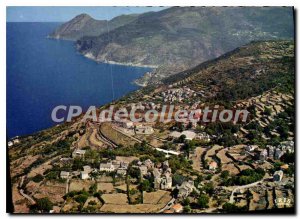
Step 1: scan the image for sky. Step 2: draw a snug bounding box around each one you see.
[7,6,166,22]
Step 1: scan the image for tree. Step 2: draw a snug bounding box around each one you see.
[198,194,209,208]
[139,179,151,192]
[89,183,97,194]
[264,107,272,116]
[75,194,88,204]
[178,135,186,143]
[222,203,247,213]
[183,205,191,213]
[203,182,214,195]
[32,174,44,183]
[220,170,230,180]
[36,197,53,212]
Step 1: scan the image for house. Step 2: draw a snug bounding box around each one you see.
[135,125,154,135]
[120,120,134,129]
[72,149,86,158]
[171,203,183,213]
[181,130,196,141]
[163,209,175,213]
[144,159,154,168]
[169,131,182,139]
[80,171,89,180]
[117,168,127,176]
[139,165,148,175]
[208,161,218,170]
[8,141,13,147]
[83,165,92,173]
[267,145,275,158]
[152,168,161,178]
[280,164,289,170]
[100,163,115,172]
[273,170,283,182]
[196,133,211,142]
[60,171,70,179]
[246,145,258,152]
[275,148,284,160]
[112,161,121,169]
[162,160,169,170]
[160,174,172,190]
[154,177,162,189]
[177,180,194,199]
[120,161,129,169]
[259,149,268,161]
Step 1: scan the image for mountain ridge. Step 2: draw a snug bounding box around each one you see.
[49,13,139,41]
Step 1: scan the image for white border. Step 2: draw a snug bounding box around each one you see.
[1,0,298,218]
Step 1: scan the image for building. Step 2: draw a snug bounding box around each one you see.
[139,165,148,175]
[80,171,89,180]
[169,130,196,141]
[209,161,218,170]
[273,170,283,182]
[246,145,258,152]
[144,159,154,168]
[99,163,115,172]
[280,164,289,170]
[259,149,268,161]
[181,130,196,141]
[267,145,275,158]
[275,148,284,160]
[196,133,211,142]
[60,171,70,179]
[160,174,172,190]
[120,120,134,129]
[83,165,92,173]
[116,168,127,176]
[177,180,195,199]
[171,203,183,213]
[72,149,86,158]
[135,125,154,135]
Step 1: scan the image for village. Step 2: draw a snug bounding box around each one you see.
[8,83,295,213]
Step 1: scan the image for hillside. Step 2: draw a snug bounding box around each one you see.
[49,13,139,41]
[8,40,295,213]
[74,7,294,84]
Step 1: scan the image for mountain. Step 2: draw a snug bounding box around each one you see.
[49,13,139,41]
[74,7,294,84]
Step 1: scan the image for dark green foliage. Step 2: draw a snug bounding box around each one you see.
[197,194,209,208]
[222,203,247,213]
[32,174,44,183]
[33,197,53,212]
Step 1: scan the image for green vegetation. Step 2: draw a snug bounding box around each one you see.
[197,194,209,208]
[222,203,247,213]
[31,174,44,183]
[31,197,53,213]
[222,168,265,186]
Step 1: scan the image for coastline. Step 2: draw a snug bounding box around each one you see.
[83,52,157,87]
[83,52,158,69]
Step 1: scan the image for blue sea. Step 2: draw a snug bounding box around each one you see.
[7,22,150,138]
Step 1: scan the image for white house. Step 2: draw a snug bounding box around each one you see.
[100,163,115,172]
[246,145,258,152]
[60,171,70,179]
[80,171,89,180]
[72,149,86,158]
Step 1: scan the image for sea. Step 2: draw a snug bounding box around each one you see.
[7,22,151,139]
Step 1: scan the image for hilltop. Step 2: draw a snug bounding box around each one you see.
[49,13,139,41]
